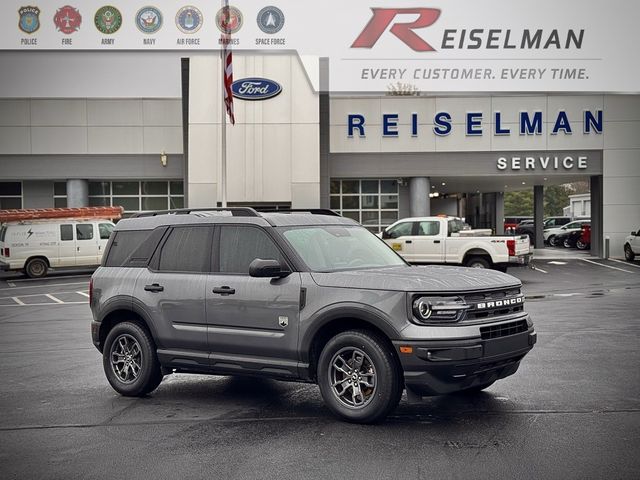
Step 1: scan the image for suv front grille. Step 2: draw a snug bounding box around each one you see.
[463,288,524,320]
[480,320,528,340]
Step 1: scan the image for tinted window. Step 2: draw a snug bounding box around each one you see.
[386,222,412,239]
[105,230,153,267]
[219,226,283,274]
[159,227,212,272]
[417,221,440,236]
[76,224,94,240]
[99,223,114,240]
[60,225,73,241]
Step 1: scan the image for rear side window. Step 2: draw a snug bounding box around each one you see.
[417,221,440,236]
[60,224,73,241]
[105,230,154,267]
[76,224,94,240]
[218,226,283,274]
[158,227,212,272]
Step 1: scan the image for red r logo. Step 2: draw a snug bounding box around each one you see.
[351,8,441,51]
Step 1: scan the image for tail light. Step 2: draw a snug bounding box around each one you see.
[2,247,9,257]
[89,278,93,304]
[507,239,516,256]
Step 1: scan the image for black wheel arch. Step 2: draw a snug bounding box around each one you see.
[97,301,159,353]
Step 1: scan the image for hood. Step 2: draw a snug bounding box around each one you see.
[310,265,521,293]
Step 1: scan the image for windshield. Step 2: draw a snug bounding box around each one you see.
[280,225,406,272]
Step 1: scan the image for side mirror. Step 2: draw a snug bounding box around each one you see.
[381,229,391,239]
[249,258,291,278]
[632,231,637,236]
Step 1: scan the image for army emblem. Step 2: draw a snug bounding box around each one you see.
[216,5,242,34]
[176,6,203,34]
[18,6,41,34]
[136,6,162,34]
[94,6,122,34]
[54,5,82,34]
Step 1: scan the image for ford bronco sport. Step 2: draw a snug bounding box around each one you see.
[90,208,536,423]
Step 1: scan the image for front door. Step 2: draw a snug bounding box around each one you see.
[383,221,415,261]
[206,225,301,374]
[75,223,99,265]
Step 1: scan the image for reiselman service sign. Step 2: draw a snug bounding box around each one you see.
[1,0,638,93]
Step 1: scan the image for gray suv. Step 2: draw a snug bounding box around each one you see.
[90,208,536,423]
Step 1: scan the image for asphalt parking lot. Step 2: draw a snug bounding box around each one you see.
[0,259,639,479]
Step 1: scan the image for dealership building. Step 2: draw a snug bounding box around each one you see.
[1,51,639,257]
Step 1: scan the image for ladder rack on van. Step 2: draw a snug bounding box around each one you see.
[0,206,124,223]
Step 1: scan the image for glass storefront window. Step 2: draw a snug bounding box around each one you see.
[142,182,168,195]
[330,179,400,233]
[113,197,140,211]
[170,197,184,209]
[170,181,184,195]
[142,197,168,211]
[89,182,110,196]
[0,182,22,209]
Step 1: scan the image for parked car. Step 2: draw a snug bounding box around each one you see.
[516,216,573,246]
[381,216,531,272]
[0,210,117,277]
[504,216,532,234]
[557,229,583,248]
[90,208,536,424]
[546,220,591,247]
[624,228,640,261]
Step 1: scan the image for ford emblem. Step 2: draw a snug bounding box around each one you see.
[231,77,282,101]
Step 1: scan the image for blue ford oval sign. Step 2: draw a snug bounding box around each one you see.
[231,77,282,101]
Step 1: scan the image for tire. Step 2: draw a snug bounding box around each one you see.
[317,330,402,424]
[25,257,48,278]
[547,235,556,247]
[576,239,589,250]
[103,321,163,397]
[464,256,491,269]
[563,238,573,248]
[625,244,636,262]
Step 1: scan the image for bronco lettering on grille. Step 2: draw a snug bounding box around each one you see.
[476,296,523,310]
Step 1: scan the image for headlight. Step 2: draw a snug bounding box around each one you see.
[411,296,470,324]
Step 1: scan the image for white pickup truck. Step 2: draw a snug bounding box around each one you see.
[381,216,531,271]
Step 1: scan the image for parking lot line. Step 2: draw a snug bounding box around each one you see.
[532,265,549,274]
[45,294,64,304]
[8,274,92,284]
[609,258,640,269]
[581,259,635,274]
[0,290,87,300]
[0,301,87,307]
[11,297,24,305]
[0,281,89,292]
[76,291,90,298]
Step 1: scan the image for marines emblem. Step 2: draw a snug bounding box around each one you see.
[53,5,82,34]
[18,6,40,34]
[216,5,242,34]
[94,6,122,34]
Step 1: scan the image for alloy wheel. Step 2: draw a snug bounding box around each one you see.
[110,334,143,383]
[329,347,377,409]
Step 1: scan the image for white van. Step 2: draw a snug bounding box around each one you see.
[0,219,115,278]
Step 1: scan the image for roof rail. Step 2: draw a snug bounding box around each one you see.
[131,207,260,218]
[256,208,342,217]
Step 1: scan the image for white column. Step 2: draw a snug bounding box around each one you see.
[409,177,430,217]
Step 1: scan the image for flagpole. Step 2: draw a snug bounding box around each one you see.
[220,46,227,208]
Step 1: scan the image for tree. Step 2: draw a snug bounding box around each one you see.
[504,190,533,215]
[544,185,571,216]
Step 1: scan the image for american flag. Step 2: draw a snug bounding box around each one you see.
[221,1,235,125]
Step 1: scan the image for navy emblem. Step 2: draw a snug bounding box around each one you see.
[216,5,242,34]
[18,6,40,34]
[231,78,282,101]
[176,6,202,34]
[136,6,162,34]
[257,6,284,34]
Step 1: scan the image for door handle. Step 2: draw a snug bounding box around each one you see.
[212,286,235,295]
[434,240,441,244]
[405,240,413,244]
[144,283,164,292]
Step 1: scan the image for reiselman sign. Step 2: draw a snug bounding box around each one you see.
[347,109,602,137]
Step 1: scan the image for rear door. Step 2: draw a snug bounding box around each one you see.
[410,220,444,263]
[138,225,213,366]
[205,225,301,374]
[58,224,76,266]
[97,222,115,263]
[75,223,100,265]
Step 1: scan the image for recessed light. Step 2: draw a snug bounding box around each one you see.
[431,185,436,189]
[522,181,526,185]
[544,177,548,181]
[441,182,446,186]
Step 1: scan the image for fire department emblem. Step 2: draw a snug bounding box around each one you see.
[216,5,242,34]
[136,6,162,34]
[53,5,82,34]
[18,6,40,34]
[94,6,122,34]
[176,6,202,34]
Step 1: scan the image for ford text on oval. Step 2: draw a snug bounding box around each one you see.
[231,78,282,100]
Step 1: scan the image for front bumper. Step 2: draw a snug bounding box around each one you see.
[393,327,536,396]
[91,320,101,350]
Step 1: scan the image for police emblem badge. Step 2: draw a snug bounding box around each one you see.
[18,6,41,34]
